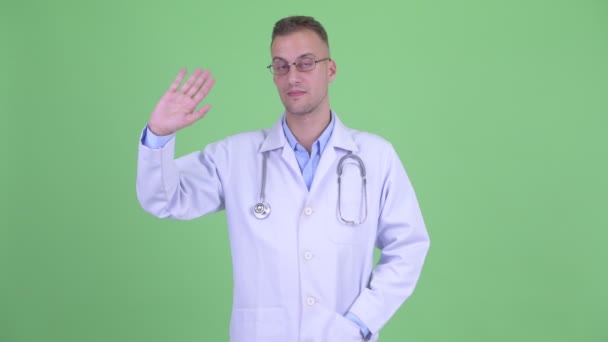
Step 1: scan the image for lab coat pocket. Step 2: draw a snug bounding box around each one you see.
[229,307,287,342]
[329,222,369,245]
[326,312,364,342]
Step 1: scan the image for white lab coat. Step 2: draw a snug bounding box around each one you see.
[136,113,430,342]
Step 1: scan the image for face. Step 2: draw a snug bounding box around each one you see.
[270,29,336,117]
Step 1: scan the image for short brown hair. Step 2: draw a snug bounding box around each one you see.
[271,16,329,48]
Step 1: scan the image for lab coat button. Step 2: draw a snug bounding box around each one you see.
[306,297,316,306]
[304,207,313,216]
[304,251,313,260]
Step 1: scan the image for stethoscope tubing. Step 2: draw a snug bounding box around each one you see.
[252,152,367,224]
[337,153,367,225]
[253,152,271,219]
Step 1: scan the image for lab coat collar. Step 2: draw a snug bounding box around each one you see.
[259,111,359,153]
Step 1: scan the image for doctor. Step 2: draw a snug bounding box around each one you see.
[137,16,429,342]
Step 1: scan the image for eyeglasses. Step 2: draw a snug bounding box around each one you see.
[267,57,331,75]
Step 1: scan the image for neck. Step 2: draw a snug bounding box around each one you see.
[285,108,331,153]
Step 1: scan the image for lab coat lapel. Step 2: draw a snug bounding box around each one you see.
[259,115,305,188]
[310,114,359,192]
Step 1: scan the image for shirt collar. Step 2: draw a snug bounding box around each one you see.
[259,111,358,153]
[282,112,336,154]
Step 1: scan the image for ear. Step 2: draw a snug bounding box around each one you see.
[328,59,337,82]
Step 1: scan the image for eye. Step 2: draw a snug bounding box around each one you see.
[298,58,315,69]
[273,62,289,72]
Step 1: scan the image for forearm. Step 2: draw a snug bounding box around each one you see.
[349,224,430,334]
[348,146,431,335]
[136,131,225,220]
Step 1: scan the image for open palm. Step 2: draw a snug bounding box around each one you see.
[148,68,216,136]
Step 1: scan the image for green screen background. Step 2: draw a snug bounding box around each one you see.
[1,0,607,341]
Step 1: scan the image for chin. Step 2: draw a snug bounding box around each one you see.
[282,96,324,116]
[285,105,315,116]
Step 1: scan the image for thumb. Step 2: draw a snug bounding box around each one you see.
[185,105,212,126]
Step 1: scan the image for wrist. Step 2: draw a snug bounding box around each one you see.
[147,123,173,137]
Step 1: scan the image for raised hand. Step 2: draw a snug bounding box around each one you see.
[148,68,216,136]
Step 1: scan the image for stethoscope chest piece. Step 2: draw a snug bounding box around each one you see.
[253,201,271,219]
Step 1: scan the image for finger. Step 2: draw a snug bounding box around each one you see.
[186,70,211,98]
[192,75,216,103]
[168,69,187,92]
[185,105,212,126]
[180,68,203,95]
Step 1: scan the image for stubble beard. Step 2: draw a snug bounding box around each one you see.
[283,91,328,117]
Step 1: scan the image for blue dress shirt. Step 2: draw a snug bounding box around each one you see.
[281,114,334,190]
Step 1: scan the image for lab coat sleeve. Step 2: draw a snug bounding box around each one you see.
[136,132,227,220]
[348,144,430,336]
[142,125,174,149]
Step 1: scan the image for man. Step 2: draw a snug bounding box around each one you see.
[137,16,429,342]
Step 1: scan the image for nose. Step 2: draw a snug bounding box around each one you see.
[287,64,303,84]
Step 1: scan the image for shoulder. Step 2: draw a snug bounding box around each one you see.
[334,113,394,151]
[343,125,396,153]
[201,128,268,156]
[338,124,405,173]
[225,129,268,145]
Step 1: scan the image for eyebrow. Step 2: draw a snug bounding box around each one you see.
[272,53,315,62]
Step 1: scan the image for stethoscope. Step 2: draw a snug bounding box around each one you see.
[252,152,368,225]
[253,152,271,219]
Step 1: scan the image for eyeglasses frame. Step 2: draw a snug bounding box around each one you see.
[267,57,332,75]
